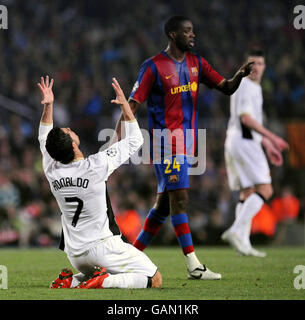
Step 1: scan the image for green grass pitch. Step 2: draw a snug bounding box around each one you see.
[0,246,304,300]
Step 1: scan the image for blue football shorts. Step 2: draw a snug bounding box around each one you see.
[153,155,193,193]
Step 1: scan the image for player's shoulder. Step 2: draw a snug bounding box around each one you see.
[241,77,261,92]
[85,152,108,175]
[141,52,163,65]
[238,77,252,90]
[187,52,213,69]
[138,54,161,73]
[87,151,106,164]
[190,51,210,61]
[139,52,168,76]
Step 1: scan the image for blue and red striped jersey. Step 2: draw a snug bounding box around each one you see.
[129,51,224,160]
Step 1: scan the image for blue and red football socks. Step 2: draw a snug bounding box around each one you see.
[133,208,168,251]
[171,213,194,255]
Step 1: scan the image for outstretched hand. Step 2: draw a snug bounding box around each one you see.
[272,135,289,152]
[111,77,128,107]
[263,136,288,167]
[238,61,254,77]
[37,76,54,105]
[265,144,283,167]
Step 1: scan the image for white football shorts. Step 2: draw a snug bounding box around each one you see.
[68,235,157,277]
[224,136,271,191]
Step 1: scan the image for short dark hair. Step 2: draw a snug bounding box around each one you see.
[164,15,191,38]
[46,127,75,164]
[246,48,265,58]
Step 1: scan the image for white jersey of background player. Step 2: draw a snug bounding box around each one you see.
[221,49,289,257]
[37,76,162,289]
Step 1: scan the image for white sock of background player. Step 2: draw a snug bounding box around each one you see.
[234,200,251,247]
[230,193,264,244]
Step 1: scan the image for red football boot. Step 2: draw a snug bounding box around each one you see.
[75,266,109,289]
[50,268,73,289]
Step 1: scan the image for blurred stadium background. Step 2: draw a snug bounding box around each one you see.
[0,0,304,249]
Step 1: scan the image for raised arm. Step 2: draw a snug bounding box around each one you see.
[37,76,55,171]
[110,78,139,122]
[97,78,143,177]
[112,99,140,144]
[111,59,155,145]
[216,62,254,96]
[110,78,141,143]
[37,75,54,124]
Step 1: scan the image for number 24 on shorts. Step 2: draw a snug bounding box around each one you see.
[164,158,181,174]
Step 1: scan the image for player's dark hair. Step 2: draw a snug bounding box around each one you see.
[164,15,191,39]
[246,48,265,58]
[46,127,75,164]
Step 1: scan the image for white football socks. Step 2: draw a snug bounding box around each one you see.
[230,193,264,241]
[235,201,244,219]
[102,273,149,289]
[185,251,201,271]
[235,201,252,247]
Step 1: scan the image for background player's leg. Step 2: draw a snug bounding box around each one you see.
[236,187,255,247]
[169,189,221,279]
[133,191,170,251]
[224,185,272,256]
[169,189,194,255]
[223,187,257,250]
[231,185,272,237]
[235,199,244,219]
[169,189,200,271]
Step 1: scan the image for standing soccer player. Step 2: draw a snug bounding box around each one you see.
[221,49,289,256]
[113,16,253,280]
[37,76,162,289]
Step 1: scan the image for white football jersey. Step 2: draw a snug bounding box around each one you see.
[38,120,143,256]
[226,77,263,143]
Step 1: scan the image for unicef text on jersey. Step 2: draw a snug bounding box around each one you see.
[98,126,206,176]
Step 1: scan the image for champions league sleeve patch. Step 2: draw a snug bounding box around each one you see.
[131,81,139,93]
[106,148,118,157]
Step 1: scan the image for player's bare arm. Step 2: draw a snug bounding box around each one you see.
[111,77,137,122]
[261,137,283,167]
[216,61,254,95]
[240,113,289,151]
[112,98,141,143]
[37,75,54,124]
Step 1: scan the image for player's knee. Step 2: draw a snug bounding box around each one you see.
[170,192,189,214]
[154,202,170,217]
[172,199,188,213]
[153,193,170,216]
[263,185,273,200]
[169,190,188,214]
[152,270,162,288]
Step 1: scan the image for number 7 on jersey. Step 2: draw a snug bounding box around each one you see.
[65,197,84,227]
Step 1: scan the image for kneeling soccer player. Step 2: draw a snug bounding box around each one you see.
[37,76,161,289]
